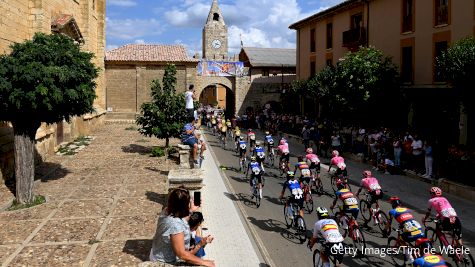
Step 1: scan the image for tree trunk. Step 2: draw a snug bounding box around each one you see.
[12,121,40,204]
[165,138,170,148]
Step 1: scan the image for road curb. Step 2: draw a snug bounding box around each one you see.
[203,132,276,267]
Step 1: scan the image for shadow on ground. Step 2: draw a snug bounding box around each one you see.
[121,144,152,155]
[123,239,152,261]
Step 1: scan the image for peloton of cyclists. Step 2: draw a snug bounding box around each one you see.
[308,207,345,267]
[330,180,359,237]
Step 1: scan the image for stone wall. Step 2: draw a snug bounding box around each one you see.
[0,0,106,182]
[105,62,197,115]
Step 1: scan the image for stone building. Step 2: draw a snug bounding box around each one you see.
[239,47,296,112]
[105,44,198,119]
[289,0,475,145]
[0,0,106,182]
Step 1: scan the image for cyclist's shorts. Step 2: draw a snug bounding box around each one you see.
[300,176,311,185]
[309,162,321,172]
[289,196,304,209]
[402,230,424,243]
[335,168,348,177]
[323,242,345,263]
[369,190,383,204]
[441,217,462,239]
[250,174,263,186]
[280,153,290,162]
[239,149,246,158]
[256,156,265,163]
[340,205,359,219]
[250,140,256,146]
[235,136,240,142]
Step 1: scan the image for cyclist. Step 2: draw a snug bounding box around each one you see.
[356,170,383,209]
[220,122,228,144]
[308,207,345,267]
[247,156,264,199]
[294,156,312,185]
[280,171,305,219]
[387,196,425,264]
[264,131,274,152]
[278,139,290,170]
[238,136,247,162]
[422,187,462,246]
[254,141,266,171]
[247,128,256,152]
[328,150,347,178]
[211,116,217,134]
[234,127,241,150]
[413,238,449,267]
[306,148,321,181]
[330,181,359,237]
[226,119,232,137]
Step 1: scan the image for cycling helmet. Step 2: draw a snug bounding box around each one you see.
[336,179,345,190]
[287,171,295,178]
[388,196,401,209]
[280,140,286,145]
[306,148,313,154]
[430,187,442,197]
[363,170,372,178]
[265,131,270,135]
[297,156,304,162]
[316,207,329,219]
[332,150,339,157]
[250,156,256,161]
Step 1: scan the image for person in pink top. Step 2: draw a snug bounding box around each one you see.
[328,150,347,177]
[423,187,462,245]
[278,139,290,168]
[305,148,321,175]
[356,170,383,207]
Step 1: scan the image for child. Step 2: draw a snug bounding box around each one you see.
[188,212,213,258]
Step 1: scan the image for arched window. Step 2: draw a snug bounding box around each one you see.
[213,13,220,21]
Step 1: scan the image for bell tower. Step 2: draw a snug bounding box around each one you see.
[202,0,228,60]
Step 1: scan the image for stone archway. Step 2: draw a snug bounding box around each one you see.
[196,76,235,116]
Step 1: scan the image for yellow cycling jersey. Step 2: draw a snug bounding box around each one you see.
[226,122,231,127]
[221,125,227,132]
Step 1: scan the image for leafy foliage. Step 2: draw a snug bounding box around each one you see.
[151,147,165,157]
[0,32,99,126]
[436,37,475,113]
[136,64,188,147]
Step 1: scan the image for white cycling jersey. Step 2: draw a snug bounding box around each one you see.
[313,219,344,243]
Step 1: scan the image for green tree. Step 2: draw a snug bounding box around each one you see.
[136,64,188,148]
[436,37,475,114]
[0,33,99,203]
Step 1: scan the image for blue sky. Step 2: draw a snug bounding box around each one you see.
[106,0,345,55]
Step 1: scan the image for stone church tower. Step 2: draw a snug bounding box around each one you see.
[202,0,228,60]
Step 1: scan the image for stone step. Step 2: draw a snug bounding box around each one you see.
[168,169,204,191]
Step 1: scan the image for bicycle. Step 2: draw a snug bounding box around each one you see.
[249,176,263,208]
[330,173,352,193]
[311,239,345,267]
[220,133,226,149]
[424,218,474,267]
[359,193,390,237]
[387,228,419,267]
[333,209,366,255]
[279,158,290,176]
[239,156,247,173]
[310,171,324,195]
[301,178,314,214]
[267,146,275,167]
[283,197,307,243]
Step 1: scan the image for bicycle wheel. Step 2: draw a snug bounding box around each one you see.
[331,176,338,192]
[376,211,390,237]
[454,249,474,267]
[255,191,260,208]
[283,205,292,229]
[359,200,371,224]
[296,216,307,243]
[387,237,406,267]
[352,227,366,254]
[425,227,441,253]
[313,248,323,267]
[305,193,314,214]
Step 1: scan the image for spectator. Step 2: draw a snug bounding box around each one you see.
[393,135,402,168]
[188,212,213,258]
[378,155,396,175]
[411,134,424,174]
[185,85,196,119]
[194,130,207,160]
[330,131,341,152]
[302,125,311,150]
[423,140,434,179]
[181,117,199,165]
[402,135,413,170]
[150,187,215,267]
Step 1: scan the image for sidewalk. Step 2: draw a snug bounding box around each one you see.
[200,139,262,266]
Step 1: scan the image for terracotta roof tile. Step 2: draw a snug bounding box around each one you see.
[105,44,198,62]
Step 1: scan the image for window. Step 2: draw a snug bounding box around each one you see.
[326,23,333,49]
[434,0,449,26]
[401,46,413,83]
[434,41,448,81]
[310,28,316,53]
[213,13,220,21]
[402,0,414,32]
[262,69,269,77]
[310,62,316,77]
[351,13,363,30]
[326,59,333,66]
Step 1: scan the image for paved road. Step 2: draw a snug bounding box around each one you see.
[204,129,474,267]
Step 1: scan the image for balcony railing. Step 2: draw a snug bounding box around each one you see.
[342,27,367,48]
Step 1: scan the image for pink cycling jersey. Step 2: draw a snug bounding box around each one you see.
[306,154,320,163]
[360,177,381,192]
[428,197,457,218]
[331,156,346,169]
[278,144,289,154]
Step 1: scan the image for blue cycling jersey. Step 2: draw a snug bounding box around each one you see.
[283,179,301,192]
[255,146,264,153]
[265,135,273,142]
[238,140,246,147]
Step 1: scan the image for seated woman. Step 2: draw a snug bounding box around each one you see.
[150,188,215,267]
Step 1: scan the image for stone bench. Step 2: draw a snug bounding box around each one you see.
[168,168,204,191]
[139,261,203,267]
[176,144,197,169]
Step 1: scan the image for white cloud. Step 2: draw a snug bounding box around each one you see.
[108,0,137,7]
[106,17,164,40]
[134,39,145,44]
[106,44,119,51]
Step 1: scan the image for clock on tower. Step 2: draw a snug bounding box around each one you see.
[202,0,228,60]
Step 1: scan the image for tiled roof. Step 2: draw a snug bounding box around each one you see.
[289,0,358,29]
[105,44,198,62]
[241,47,296,67]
